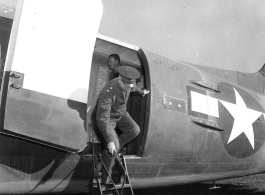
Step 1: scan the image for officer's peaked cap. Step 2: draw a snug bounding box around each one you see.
[118,66,140,84]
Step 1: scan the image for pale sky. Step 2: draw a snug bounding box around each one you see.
[99,0,265,73]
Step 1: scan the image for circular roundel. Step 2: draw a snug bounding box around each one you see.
[217,83,265,158]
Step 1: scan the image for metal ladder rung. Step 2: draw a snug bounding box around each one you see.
[101,184,132,191]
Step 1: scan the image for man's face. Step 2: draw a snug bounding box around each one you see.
[108,57,118,70]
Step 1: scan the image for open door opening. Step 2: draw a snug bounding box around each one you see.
[86,35,150,157]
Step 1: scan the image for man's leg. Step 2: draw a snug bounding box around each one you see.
[116,111,140,151]
[101,149,115,184]
[114,112,140,183]
[101,128,120,184]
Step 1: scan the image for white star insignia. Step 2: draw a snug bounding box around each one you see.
[219,88,262,149]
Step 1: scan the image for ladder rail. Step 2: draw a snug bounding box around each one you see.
[95,157,104,195]
[97,154,121,195]
[114,154,126,195]
[91,153,134,195]
[121,155,134,195]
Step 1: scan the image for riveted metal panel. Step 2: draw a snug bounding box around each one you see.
[162,95,186,113]
[238,72,263,93]
[3,71,87,151]
[140,48,208,159]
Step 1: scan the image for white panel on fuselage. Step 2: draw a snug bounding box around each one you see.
[7,0,103,103]
[190,91,219,118]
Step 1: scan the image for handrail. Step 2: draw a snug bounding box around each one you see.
[189,80,221,93]
[0,130,77,152]
[191,119,225,131]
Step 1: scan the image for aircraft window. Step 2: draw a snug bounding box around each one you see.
[0,16,13,58]
[0,0,16,61]
[0,14,13,87]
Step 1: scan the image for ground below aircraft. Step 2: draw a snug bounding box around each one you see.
[1,0,265,194]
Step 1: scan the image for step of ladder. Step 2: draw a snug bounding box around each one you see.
[101,184,132,191]
[91,153,134,195]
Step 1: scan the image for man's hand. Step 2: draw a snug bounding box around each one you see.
[142,89,150,97]
[107,142,116,155]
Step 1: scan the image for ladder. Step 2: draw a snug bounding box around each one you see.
[91,153,134,195]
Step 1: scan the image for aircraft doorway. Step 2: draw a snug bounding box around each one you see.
[86,36,150,156]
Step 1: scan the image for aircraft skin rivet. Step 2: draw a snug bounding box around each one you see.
[153,58,161,65]
[163,97,166,104]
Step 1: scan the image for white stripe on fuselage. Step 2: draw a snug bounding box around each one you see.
[190,90,264,118]
[190,91,219,117]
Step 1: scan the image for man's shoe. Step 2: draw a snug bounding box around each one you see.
[115,154,123,165]
[101,181,114,189]
[118,174,125,184]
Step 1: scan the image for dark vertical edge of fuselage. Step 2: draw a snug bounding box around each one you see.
[137,49,151,157]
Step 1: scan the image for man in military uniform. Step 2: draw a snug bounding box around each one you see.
[96,66,149,185]
[108,54,120,80]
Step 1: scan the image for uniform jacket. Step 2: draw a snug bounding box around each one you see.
[96,77,144,143]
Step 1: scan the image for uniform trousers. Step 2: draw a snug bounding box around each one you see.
[101,111,140,184]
